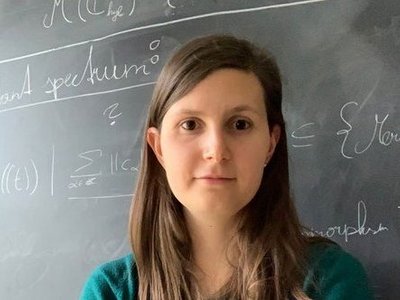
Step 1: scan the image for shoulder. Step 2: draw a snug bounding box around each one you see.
[79,254,137,300]
[303,241,374,299]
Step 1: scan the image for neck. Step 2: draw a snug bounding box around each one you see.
[185,210,238,295]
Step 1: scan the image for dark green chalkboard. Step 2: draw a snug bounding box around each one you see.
[1,1,399,299]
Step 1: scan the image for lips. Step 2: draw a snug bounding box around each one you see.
[196,175,235,185]
[201,178,234,181]
[197,175,235,180]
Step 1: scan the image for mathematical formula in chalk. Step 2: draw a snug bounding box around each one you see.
[0,146,137,200]
[69,148,138,190]
[291,101,399,159]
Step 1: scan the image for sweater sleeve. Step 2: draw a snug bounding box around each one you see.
[80,266,117,300]
[79,254,136,300]
[303,243,374,300]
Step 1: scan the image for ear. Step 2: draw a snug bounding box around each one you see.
[147,127,164,167]
[265,125,281,163]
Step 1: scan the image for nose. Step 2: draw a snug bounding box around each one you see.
[202,127,231,163]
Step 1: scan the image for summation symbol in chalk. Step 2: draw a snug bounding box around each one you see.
[103,102,122,126]
[291,122,316,148]
[1,160,39,195]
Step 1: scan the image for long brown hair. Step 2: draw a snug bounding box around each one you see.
[130,35,315,299]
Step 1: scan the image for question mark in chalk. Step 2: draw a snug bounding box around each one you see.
[103,103,122,126]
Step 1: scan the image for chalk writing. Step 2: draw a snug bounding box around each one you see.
[44,43,153,100]
[149,39,161,65]
[337,101,400,159]
[103,103,122,126]
[43,0,136,28]
[43,0,72,28]
[68,148,100,189]
[0,80,156,114]
[72,149,103,177]
[291,122,316,148]
[0,0,328,66]
[68,148,137,191]
[107,1,125,22]
[68,177,97,189]
[313,200,389,242]
[0,65,32,106]
[1,160,38,195]
[68,194,133,200]
[110,152,138,175]
[167,0,176,9]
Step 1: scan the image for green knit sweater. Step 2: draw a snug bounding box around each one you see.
[80,243,374,299]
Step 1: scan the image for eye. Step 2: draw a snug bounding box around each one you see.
[180,119,198,131]
[232,119,252,130]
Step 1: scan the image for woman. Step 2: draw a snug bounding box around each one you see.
[80,35,373,299]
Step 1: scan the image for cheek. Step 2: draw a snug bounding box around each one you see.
[236,139,268,194]
[239,160,264,196]
[237,136,269,167]
[160,138,195,190]
[162,136,193,164]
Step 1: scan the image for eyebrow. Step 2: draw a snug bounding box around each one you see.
[175,105,264,117]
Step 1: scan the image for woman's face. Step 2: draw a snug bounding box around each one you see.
[147,69,280,222]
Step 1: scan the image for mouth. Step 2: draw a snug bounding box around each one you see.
[196,177,235,184]
[199,177,234,179]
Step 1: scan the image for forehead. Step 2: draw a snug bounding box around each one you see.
[166,68,266,117]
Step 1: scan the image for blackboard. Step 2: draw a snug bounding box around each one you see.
[1,1,399,299]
